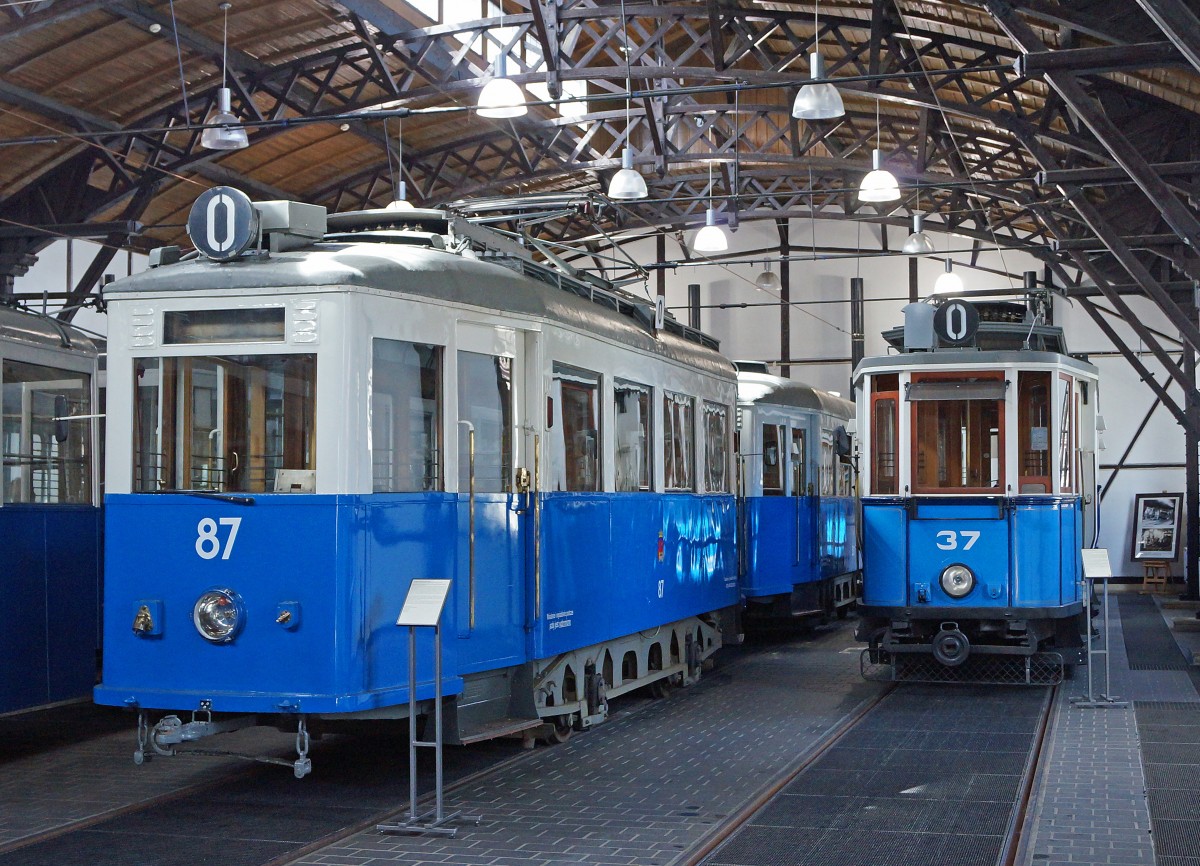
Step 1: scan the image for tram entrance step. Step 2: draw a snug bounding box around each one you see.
[457,717,543,745]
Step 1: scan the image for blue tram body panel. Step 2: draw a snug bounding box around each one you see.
[862,496,1083,612]
[97,491,737,715]
[535,493,737,659]
[741,495,856,600]
[1,505,102,715]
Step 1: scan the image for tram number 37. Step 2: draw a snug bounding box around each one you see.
[935,530,981,551]
[196,517,242,560]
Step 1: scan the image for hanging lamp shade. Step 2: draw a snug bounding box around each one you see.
[933,259,964,294]
[755,264,781,291]
[859,149,900,202]
[693,207,728,253]
[478,53,527,118]
[608,147,648,199]
[791,53,844,120]
[201,87,249,151]
[902,212,936,254]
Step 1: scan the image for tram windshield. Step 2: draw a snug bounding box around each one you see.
[132,354,316,493]
[910,375,1005,493]
[2,360,92,504]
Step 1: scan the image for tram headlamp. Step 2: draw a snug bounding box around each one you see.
[939,565,976,599]
[193,588,244,643]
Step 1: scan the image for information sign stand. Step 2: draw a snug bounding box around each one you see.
[377,579,481,837]
[1072,549,1129,709]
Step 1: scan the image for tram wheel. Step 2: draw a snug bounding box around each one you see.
[547,717,573,744]
[649,676,675,699]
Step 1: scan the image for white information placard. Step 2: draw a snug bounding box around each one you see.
[396,579,452,627]
[1082,549,1113,579]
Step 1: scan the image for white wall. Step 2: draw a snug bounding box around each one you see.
[11,238,147,338]
[624,217,1189,577]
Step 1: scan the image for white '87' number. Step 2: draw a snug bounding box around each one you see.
[196,517,242,560]
[935,530,980,551]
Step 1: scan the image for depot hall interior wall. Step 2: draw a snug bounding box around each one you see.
[17,227,1187,578]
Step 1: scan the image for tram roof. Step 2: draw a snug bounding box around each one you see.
[107,239,734,380]
[852,349,1099,385]
[736,371,853,421]
[0,305,99,357]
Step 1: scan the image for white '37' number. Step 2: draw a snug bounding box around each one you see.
[196,517,242,560]
[935,530,980,551]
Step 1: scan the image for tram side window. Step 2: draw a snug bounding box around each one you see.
[458,351,513,494]
[820,430,835,495]
[871,374,898,495]
[910,375,1005,493]
[614,381,651,492]
[132,354,316,493]
[663,391,694,491]
[1017,371,1050,494]
[2,360,91,504]
[1058,375,1074,493]
[761,423,783,495]
[791,428,807,496]
[372,340,441,492]
[550,364,601,492]
[703,401,729,493]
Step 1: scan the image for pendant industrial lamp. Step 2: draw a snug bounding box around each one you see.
[858,101,899,203]
[902,211,935,255]
[791,0,844,120]
[932,258,964,294]
[477,7,527,118]
[755,261,781,291]
[607,0,648,199]
[201,3,249,151]
[693,162,728,253]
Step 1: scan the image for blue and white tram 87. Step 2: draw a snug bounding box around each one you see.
[0,306,102,715]
[735,364,859,622]
[854,299,1097,677]
[94,189,739,774]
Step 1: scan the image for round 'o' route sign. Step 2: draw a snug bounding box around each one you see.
[933,299,979,346]
[186,186,258,262]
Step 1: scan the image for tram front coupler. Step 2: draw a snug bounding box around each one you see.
[134,704,257,764]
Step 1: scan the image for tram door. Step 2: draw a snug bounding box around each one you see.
[454,323,527,670]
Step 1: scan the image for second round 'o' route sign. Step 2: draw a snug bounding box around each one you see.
[933,299,979,346]
[187,186,259,262]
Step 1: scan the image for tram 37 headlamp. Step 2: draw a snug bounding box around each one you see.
[940,565,976,599]
[193,588,245,643]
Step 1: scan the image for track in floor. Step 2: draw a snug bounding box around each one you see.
[699,684,1053,866]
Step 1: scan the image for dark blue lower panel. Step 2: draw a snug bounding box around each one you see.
[1,506,101,715]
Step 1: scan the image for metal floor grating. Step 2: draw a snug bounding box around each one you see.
[1120,594,1192,670]
[702,685,1044,866]
[861,650,1064,685]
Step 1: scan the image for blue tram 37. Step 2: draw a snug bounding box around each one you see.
[94,189,739,774]
[735,364,859,622]
[0,306,102,715]
[854,299,1098,677]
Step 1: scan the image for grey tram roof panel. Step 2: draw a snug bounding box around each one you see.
[0,305,99,356]
[109,236,734,380]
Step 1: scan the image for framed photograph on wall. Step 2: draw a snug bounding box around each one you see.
[1130,493,1184,562]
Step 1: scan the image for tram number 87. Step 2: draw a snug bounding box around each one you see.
[196,517,243,560]
[935,530,980,551]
